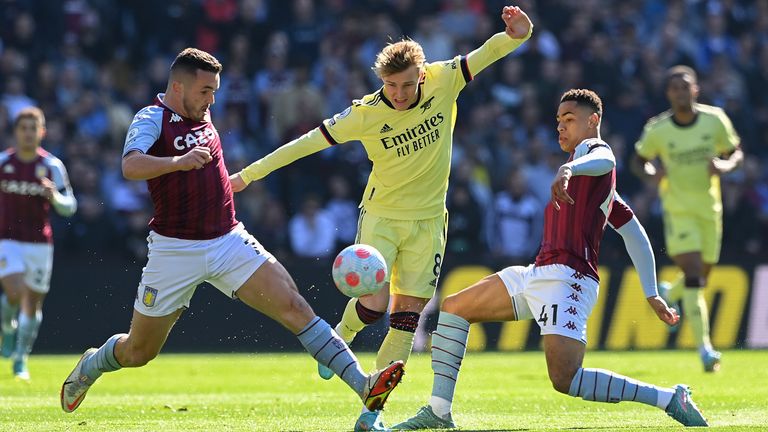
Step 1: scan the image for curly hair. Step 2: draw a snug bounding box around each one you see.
[560,89,603,117]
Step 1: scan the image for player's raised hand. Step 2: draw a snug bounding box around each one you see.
[229,173,247,192]
[551,165,574,211]
[175,146,212,171]
[39,177,57,201]
[647,295,680,326]
[501,6,532,39]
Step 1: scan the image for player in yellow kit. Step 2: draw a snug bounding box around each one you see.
[632,65,743,372]
[231,5,532,430]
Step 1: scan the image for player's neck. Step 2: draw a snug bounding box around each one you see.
[161,93,187,118]
[15,147,38,162]
[672,105,697,125]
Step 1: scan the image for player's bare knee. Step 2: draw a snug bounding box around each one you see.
[441,294,469,319]
[548,369,576,394]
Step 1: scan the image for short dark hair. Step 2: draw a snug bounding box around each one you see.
[666,65,697,85]
[14,106,45,128]
[560,89,603,117]
[170,48,223,77]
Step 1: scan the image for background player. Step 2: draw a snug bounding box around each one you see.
[632,65,743,372]
[0,107,77,380]
[393,89,707,430]
[230,6,532,429]
[59,48,403,415]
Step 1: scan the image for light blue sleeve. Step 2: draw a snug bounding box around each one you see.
[614,216,658,298]
[43,154,77,217]
[123,105,163,156]
[564,139,615,176]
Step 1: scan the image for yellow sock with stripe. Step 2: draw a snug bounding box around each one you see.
[336,298,384,344]
[375,312,419,370]
[682,287,713,352]
[666,275,685,303]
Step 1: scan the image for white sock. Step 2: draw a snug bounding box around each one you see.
[429,396,452,418]
[656,388,675,409]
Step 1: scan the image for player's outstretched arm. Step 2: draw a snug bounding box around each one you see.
[613,216,678,326]
[236,128,332,190]
[461,6,532,80]
[122,147,212,180]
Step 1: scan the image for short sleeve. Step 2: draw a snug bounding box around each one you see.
[635,123,658,160]
[123,105,163,156]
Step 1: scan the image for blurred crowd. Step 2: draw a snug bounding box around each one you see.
[1,0,767,266]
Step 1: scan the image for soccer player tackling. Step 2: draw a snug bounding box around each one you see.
[0,107,77,381]
[393,89,708,430]
[632,65,742,372]
[60,48,404,415]
[230,6,531,429]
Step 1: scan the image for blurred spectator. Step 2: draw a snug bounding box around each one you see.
[487,171,542,266]
[289,194,336,259]
[325,175,359,251]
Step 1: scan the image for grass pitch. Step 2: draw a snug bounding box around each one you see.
[1,350,766,431]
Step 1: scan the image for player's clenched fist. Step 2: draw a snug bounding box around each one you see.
[175,146,212,171]
[501,6,532,39]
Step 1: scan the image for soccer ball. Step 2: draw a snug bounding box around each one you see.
[331,244,388,297]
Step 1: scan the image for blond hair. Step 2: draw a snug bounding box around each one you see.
[373,39,425,77]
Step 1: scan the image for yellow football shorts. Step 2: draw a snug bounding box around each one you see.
[663,211,722,264]
[355,208,448,299]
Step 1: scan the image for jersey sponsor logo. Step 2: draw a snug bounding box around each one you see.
[142,286,158,307]
[380,113,445,158]
[173,127,217,151]
[2,164,13,174]
[35,164,47,179]
[379,124,393,133]
[0,179,46,196]
[419,96,435,114]
[170,113,183,123]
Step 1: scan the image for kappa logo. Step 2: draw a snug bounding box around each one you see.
[565,306,578,315]
[570,283,583,293]
[563,321,577,330]
[380,123,393,133]
[567,293,580,302]
[142,286,159,307]
[419,96,435,114]
[571,271,586,280]
[170,113,183,123]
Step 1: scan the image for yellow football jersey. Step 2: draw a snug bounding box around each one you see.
[240,31,531,219]
[635,103,740,217]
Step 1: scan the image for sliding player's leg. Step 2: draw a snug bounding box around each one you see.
[393,272,518,430]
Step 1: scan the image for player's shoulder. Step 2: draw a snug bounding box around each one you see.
[132,103,166,123]
[644,110,674,130]
[38,149,66,170]
[424,57,462,80]
[0,149,12,164]
[695,103,728,120]
[574,138,610,159]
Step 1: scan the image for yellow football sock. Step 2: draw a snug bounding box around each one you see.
[666,275,685,303]
[682,288,713,351]
[336,298,368,344]
[376,327,416,370]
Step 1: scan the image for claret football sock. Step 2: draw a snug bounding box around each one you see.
[298,316,367,395]
[429,312,470,418]
[81,333,126,380]
[568,367,674,409]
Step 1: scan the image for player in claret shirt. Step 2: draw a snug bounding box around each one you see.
[60,48,404,416]
[0,107,77,380]
[231,6,532,430]
[392,89,708,430]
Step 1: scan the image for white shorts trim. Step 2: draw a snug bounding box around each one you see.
[497,263,598,344]
[133,223,275,317]
[0,240,53,293]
